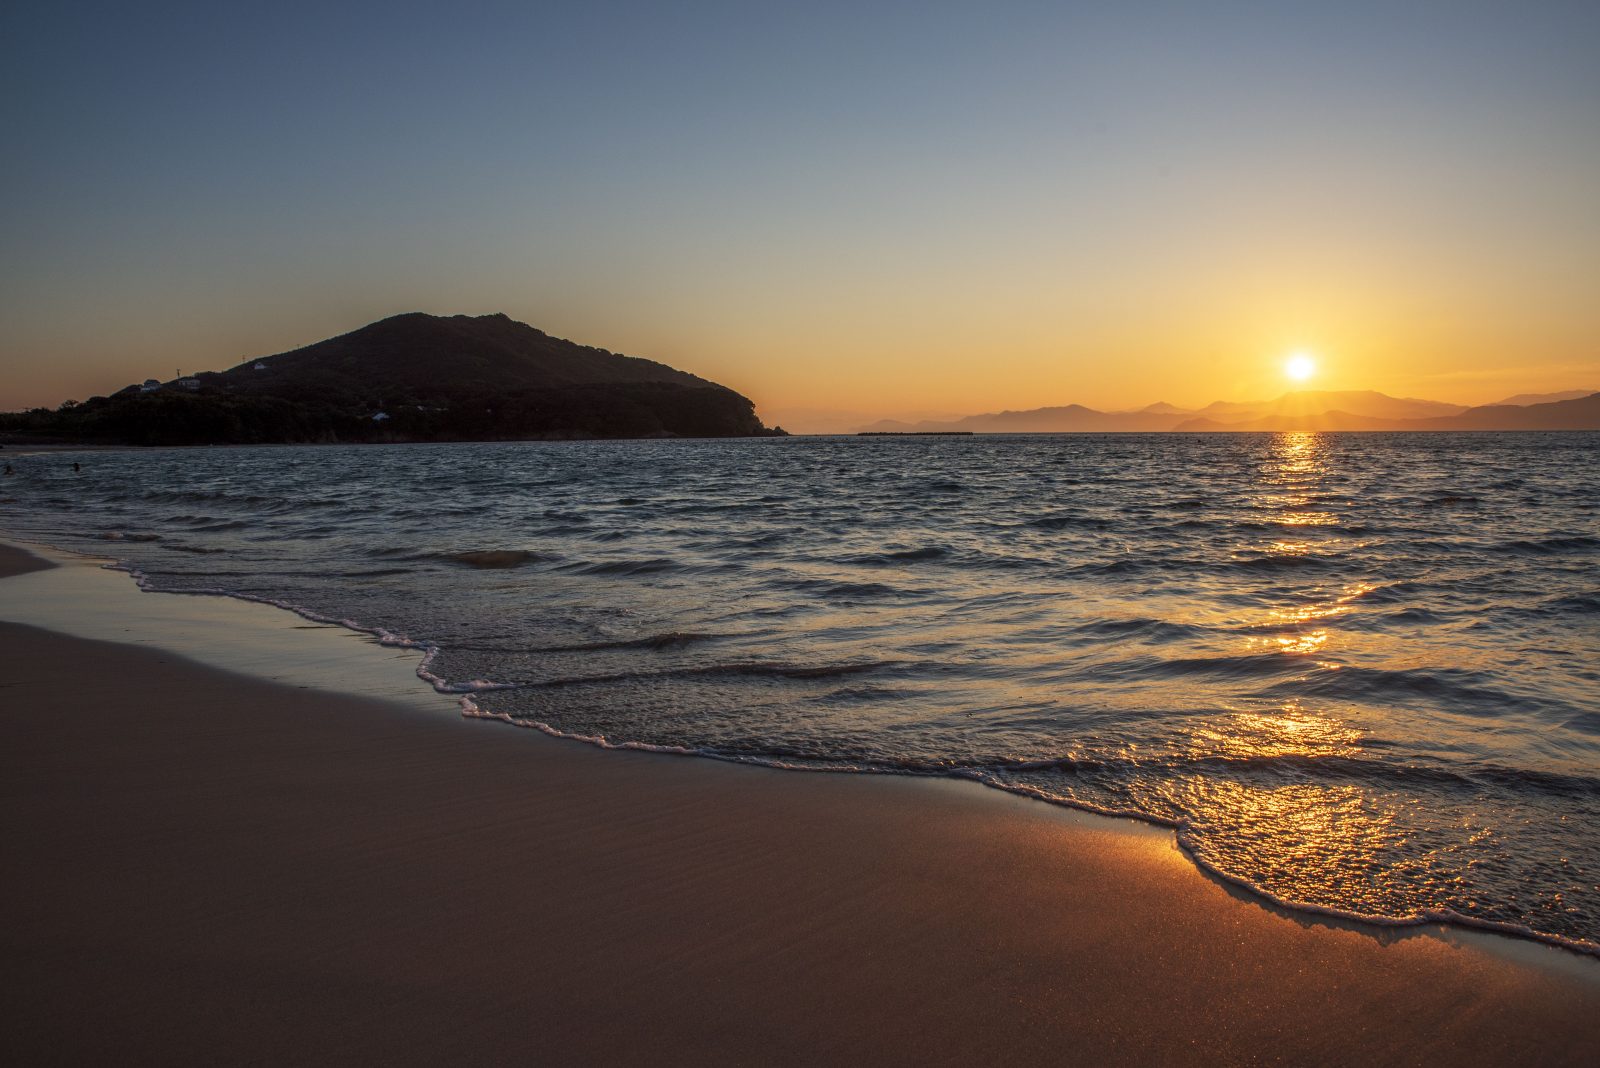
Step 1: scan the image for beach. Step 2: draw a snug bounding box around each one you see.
[3,540,1598,1065]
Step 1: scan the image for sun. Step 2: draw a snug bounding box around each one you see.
[1285,352,1316,382]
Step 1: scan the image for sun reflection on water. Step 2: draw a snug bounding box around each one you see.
[1191,433,1383,892]
[1266,629,1329,655]
[1195,703,1363,761]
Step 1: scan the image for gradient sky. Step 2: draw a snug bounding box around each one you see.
[3,1,1597,428]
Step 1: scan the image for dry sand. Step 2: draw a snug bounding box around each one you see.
[2,541,1597,1065]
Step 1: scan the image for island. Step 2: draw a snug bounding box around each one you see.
[0,313,784,445]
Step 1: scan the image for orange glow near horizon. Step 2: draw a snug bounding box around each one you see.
[4,294,1595,427]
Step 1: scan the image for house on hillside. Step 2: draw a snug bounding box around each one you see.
[140,379,161,392]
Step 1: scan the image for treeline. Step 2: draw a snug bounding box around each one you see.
[0,382,778,446]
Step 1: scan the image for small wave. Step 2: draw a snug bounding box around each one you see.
[1024,513,1103,530]
[816,685,920,703]
[985,750,1600,798]
[1069,617,1207,642]
[1080,652,1309,683]
[778,577,913,599]
[1495,534,1600,556]
[564,557,686,576]
[1543,592,1600,614]
[1372,607,1448,625]
[843,545,951,566]
[1068,559,1152,577]
[1266,665,1559,717]
[442,549,549,569]
[1346,581,1426,605]
[1228,552,1342,573]
[98,531,161,542]
[535,631,738,652]
[533,659,910,688]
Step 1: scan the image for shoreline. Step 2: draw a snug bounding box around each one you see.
[3,540,1599,1062]
[15,535,1600,963]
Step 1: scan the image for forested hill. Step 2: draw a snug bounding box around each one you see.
[1,313,780,445]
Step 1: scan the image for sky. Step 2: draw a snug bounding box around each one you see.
[2,1,1597,430]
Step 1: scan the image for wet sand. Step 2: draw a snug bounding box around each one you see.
[3,541,1598,1064]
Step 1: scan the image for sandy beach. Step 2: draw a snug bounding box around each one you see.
[2,540,1598,1065]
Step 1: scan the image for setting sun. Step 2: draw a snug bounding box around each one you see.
[1285,352,1317,382]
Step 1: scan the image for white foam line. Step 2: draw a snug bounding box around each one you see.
[104,562,521,698]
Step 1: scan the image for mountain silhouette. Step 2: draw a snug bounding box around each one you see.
[856,389,1598,433]
[1,313,775,445]
[1186,390,1467,425]
[1488,389,1594,407]
[1173,392,1600,431]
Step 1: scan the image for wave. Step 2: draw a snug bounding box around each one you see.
[362,547,554,569]
[842,545,951,565]
[964,749,1600,799]
[441,549,549,569]
[1495,534,1600,556]
[776,576,916,599]
[1227,552,1344,573]
[1024,513,1106,530]
[1345,581,1427,605]
[1541,592,1600,614]
[1266,664,1564,717]
[1077,651,1310,683]
[562,557,690,576]
[1068,617,1208,642]
[530,658,911,688]
[532,631,739,652]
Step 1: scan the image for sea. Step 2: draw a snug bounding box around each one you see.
[4,432,1598,952]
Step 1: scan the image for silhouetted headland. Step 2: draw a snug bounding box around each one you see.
[0,313,784,446]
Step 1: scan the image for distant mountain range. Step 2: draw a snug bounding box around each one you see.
[858,388,1600,433]
[0,313,777,445]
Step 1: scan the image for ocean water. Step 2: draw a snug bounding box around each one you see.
[4,432,1598,951]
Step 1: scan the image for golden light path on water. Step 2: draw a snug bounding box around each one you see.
[1162,432,1453,922]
